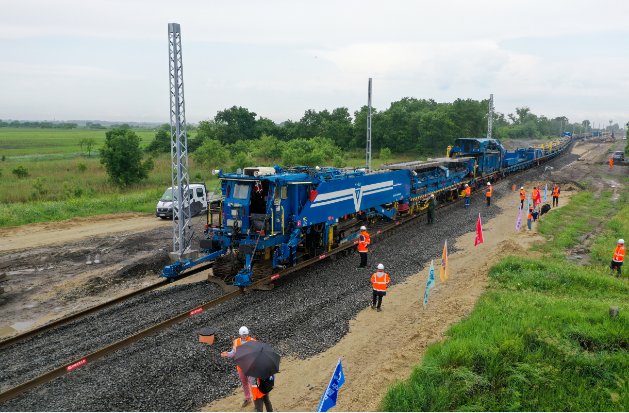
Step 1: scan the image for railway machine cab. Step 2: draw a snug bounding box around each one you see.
[449,138,504,177]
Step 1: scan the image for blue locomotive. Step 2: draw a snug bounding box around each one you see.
[161,136,571,285]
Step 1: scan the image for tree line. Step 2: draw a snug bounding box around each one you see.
[0,120,78,129]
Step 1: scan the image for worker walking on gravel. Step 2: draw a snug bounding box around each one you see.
[464,184,471,208]
[427,194,437,224]
[552,184,560,207]
[486,182,492,206]
[611,239,625,277]
[248,376,274,412]
[357,226,370,269]
[520,187,525,209]
[371,263,390,312]
[221,326,257,407]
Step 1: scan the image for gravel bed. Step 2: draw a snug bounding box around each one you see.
[0,281,224,391]
[1,152,576,411]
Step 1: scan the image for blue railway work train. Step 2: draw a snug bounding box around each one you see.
[162,136,571,285]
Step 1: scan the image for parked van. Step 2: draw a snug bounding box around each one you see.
[156,183,211,219]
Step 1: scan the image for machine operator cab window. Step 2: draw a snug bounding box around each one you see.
[233,183,249,200]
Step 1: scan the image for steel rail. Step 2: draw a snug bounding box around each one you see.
[0,262,214,351]
[0,139,574,403]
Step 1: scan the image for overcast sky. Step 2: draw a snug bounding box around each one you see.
[1,0,628,127]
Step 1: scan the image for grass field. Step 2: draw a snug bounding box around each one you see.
[381,192,629,411]
[0,128,156,158]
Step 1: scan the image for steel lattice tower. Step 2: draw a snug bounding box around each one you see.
[168,23,191,256]
[486,94,494,140]
[366,78,372,170]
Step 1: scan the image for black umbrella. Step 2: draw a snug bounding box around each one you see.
[234,340,280,379]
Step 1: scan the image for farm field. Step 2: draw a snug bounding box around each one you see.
[0,128,156,158]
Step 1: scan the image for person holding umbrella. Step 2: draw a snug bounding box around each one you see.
[221,326,257,407]
[234,340,281,412]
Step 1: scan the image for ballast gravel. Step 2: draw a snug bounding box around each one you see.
[0,151,578,411]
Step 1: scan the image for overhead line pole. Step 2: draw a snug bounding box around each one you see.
[366,78,372,171]
[486,94,494,140]
[168,23,192,258]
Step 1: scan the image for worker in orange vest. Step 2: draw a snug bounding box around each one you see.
[221,326,257,407]
[611,239,625,277]
[486,182,492,206]
[519,187,525,209]
[552,184,560,207]
[610,158,614,168]
[371,263,391,312]
[357,226,370,269]
[464,184,471,208]
[248,376,274,412]
[527,206,534,230]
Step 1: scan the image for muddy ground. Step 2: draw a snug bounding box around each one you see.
[0,138,626,411]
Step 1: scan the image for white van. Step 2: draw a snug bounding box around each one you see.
[156,183,210,219]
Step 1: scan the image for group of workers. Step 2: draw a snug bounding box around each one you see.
[519,184,561,230]
[357,226,392,311]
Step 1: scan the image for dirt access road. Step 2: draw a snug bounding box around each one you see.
[0,139,625,411]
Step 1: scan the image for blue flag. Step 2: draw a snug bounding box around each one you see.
[544,184,547,203]
[423,260,436,309]
[317,358,345,412]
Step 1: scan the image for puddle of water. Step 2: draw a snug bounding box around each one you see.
[11,320,36,332]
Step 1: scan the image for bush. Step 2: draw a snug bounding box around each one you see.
[77,163,88,172]
[193,171,202,181]
[380,147,392,163]
[228,152,254,172]
[193,138,229,170]
[332,155,347,168]
[1,155,5,161]
[32,177,48,197]
[12,165,29,178]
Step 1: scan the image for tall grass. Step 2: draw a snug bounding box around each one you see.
[381,191,629,411]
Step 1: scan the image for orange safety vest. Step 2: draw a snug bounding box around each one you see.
[553,186,560,197]
[232,336,256,371]
[528,208,533,220]
[358,231,370,252]
[251,378,265,400]
[610,158,614,167]
[613,245,625,263]
[486,186,492,197]
[371,271,390,291]
[520,190,525,200]
[464,187,471,196]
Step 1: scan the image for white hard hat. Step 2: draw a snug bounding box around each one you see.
[487,182,491,186]
[619,239,625,244]
[239,326,249,336]
[464,184,468,187]
[520,187,523,190]
[377,264,384,270]
[431,194,435,198]
[360,226,366,231]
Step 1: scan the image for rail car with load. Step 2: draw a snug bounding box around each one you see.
[161,136,571,285]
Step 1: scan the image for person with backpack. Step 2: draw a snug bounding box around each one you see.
[249,375,274,412]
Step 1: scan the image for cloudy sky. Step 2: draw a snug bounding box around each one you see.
[1,0,628,127]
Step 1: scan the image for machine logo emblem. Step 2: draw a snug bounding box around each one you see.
[353,186,364,212]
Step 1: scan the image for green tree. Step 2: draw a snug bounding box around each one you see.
[84,138,96,156]
[230,152,254,172]
[214,106,259,144]
[380,148,392,163]
[12,165,29,178]
[193,138,229,170]
[146,124,171,153]
[252,134,285,160]
[31,177,48,197]
[99,128,152,187]
[61,123,78,129]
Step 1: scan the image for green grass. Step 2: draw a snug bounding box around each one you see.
[381,191,629,411]
[0,189,164,227]
[0,128,156,157]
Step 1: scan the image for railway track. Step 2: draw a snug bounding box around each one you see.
[0,141,576,404]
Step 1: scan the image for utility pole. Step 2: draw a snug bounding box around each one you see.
[168,23,193,261]
[366,78,372,170]
[486,94,494,140]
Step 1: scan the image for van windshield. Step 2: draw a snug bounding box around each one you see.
[161,188,193,201]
